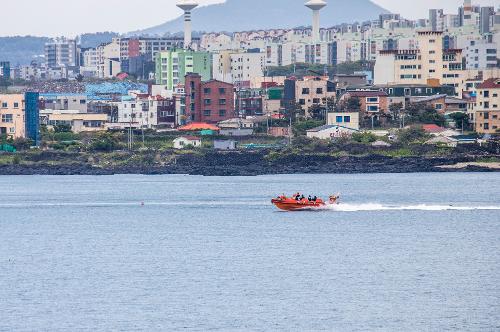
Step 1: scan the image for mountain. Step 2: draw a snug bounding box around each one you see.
[0,33,118,66]
[0,36,49,66]
[132,0,389,36]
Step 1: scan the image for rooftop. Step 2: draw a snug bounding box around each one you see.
[477,78,500,89]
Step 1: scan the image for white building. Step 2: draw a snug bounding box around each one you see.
[44,38,79,69]
[212,50,266,84]
[173,136,201,149]
[306,124,359,139]
[111,96,158,129]
[464,38,498,69]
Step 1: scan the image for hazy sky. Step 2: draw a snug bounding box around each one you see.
[0,0,498,37]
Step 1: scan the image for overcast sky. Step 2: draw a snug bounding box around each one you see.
[0,0,498,37]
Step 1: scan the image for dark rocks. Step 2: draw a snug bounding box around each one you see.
[0,152,498,176]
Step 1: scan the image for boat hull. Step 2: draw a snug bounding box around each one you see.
[271,199,325,211]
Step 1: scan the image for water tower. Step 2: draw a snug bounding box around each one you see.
[305,0,327,43]
[177,0,199,48]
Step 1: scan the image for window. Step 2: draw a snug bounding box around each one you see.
[312,98,320,104]
[429,39,435,43]
[367,97,378,103]
[435,104,443,110]
[80,100,86,104]
[204,99,211,105]
[203,110,211,116]
[483,112,489,120]
[299,99,305,105]
[301,88,310,94]
[219,88,226,94]
[219,109,226,117]
[367,105,378,112]
[1,114,13,123]
[429,69,435,73]
[484,91,489,98]
[219,99,226,105]
[336,116,343,123]
[1,102,7,108]
[203,88,211,94]
[316,88,323,94]
[484,102,489,109]
[9,127,15,133]
[13,102,19,108]
[429,50,436,54]
[344,116,351,123]
[484,123,489,130]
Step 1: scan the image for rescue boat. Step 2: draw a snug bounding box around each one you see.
[271,194,339,211]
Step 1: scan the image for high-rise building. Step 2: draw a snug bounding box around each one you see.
[155,49,211,90]
[0,61,11,78]
[44,38,79,69]
[479,7,495,34]
[24,92,40,146]
[374,31,464,95]
[429,9,444,31]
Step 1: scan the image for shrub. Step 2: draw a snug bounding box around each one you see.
[351,132,377,144]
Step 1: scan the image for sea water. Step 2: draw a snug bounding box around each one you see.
[1,173,499,331]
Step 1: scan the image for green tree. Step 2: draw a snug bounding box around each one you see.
[292,119,324,136]
[351,132,377,144]
[398,127,428,145]
[448,112,470,131]
[89,132,121,152]
[54,123,72,133]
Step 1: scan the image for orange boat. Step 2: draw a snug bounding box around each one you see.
[271,194,339,211]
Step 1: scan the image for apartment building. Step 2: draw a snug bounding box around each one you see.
[39,94,87,112]
[44,38,79,69]
[0,94,25,139]
[115,37,188,61]
[464,38,498,69]
[110,96,157,129]
[374,31,464,94]
[0,61,10,78]
[155,50,212,90]
[284,76,336,115]
[97,41,121,79]
[184,73,235,124]
[39,110,107,133]
[212,50,265,84]
[475,78,500,134]
[340,90,389,115]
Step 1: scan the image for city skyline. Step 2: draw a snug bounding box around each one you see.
[0,0,498,37]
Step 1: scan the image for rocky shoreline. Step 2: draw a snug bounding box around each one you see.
[1,152,498,176]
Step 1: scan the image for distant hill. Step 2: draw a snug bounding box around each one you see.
[0,36,49,66]
[132,0,389,36]
[0,32,118,66]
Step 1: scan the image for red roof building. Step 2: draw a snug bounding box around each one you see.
[422,124,446,133]
[178,122,220,131]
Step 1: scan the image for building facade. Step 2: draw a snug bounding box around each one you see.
[184,73,235,124]
[475,78,500,134]
[155,50,212,90]
[0,94,25,139]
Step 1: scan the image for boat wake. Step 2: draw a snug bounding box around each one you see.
[322,203,500,212]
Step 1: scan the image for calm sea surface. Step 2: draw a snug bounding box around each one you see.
[1,173,499,331]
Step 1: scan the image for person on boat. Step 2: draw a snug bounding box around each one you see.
[313,196,317,202]
[308,195,312,201]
